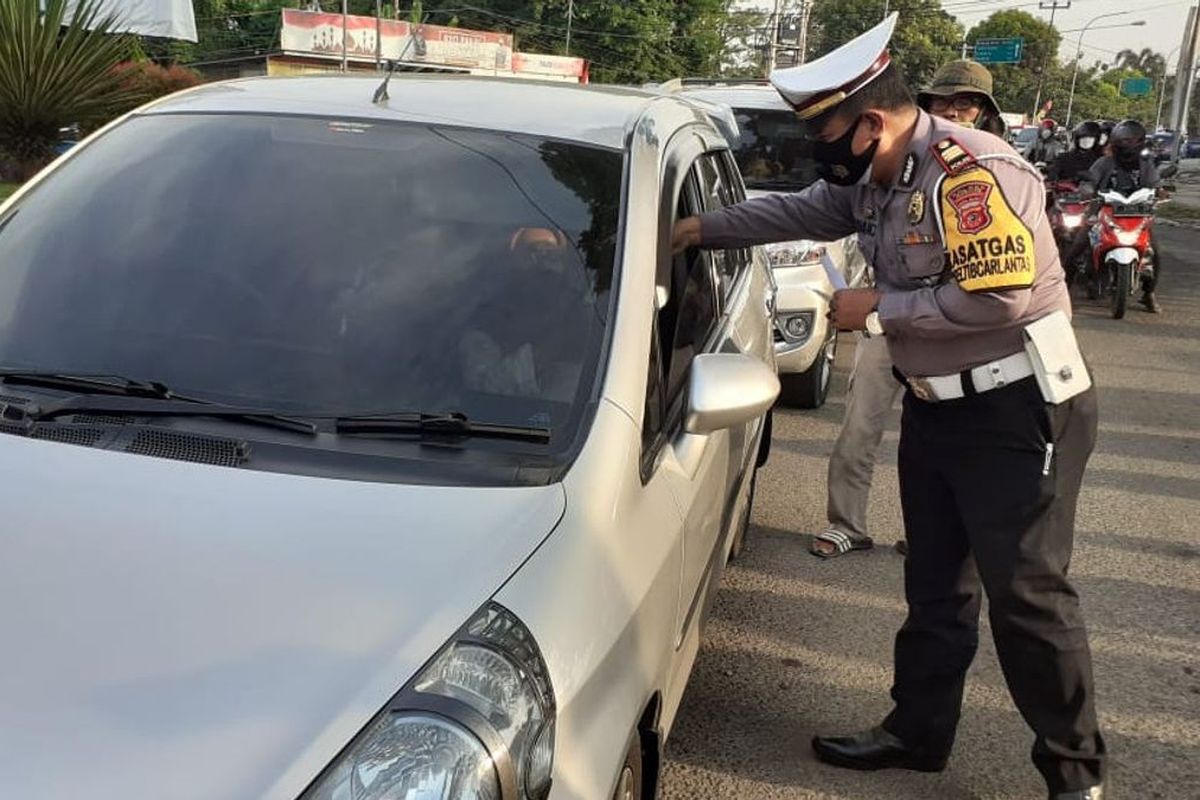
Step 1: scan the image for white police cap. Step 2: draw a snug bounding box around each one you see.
[770,13,898,121]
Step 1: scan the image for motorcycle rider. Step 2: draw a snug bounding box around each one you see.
[1081,119,1163,312]
[1097,120,1115,152]
[1027,118,1062,164]
[1048,120,1103,181]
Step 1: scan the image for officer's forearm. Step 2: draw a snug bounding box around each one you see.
[698,190,855,249]
[878,284,1033,340]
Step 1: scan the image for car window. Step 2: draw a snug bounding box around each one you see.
[695,152,749,300]
[642,162,719,473]
[0,114,622,452]
[730,107,820,192]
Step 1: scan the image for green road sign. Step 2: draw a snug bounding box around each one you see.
[973,38,1024,64]
[1119,77,1153,97]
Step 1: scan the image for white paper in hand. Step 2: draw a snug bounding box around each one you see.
[821,251,848,290]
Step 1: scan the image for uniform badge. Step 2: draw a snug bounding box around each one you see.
[946,180,993,234]
[908,190,926,225]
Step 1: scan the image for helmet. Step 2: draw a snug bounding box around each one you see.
[1073,120,1101,151]
[1041,118,1057,129]
[1110,119,1147,167]
[1097,119,1115,148]
[918,60,1003,126]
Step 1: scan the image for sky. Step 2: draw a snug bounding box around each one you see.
[740,1,1198,73]
[942,0,1196,72]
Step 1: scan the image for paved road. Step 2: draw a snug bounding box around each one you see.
[660,225,1200,799]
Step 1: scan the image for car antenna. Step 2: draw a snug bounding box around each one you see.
[371,12,429,105]
[373,59,398,104]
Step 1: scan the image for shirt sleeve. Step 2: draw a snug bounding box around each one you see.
[877,157,1042,341]
[1141,157,1161,189]
[697,180,858,248]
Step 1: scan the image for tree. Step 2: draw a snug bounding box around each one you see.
[808,0,964,89]
[0,0,139,178]
[1115,47,1165,80]
[966,10,1061,117]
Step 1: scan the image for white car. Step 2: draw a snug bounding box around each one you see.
[674,82,868,408]
[0,75,779,799]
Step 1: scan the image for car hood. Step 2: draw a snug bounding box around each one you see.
[0,435,565,800]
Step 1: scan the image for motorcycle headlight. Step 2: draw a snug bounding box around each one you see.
[1115,229,1142,246]
[1062,213,1084,228]
[765,240,825,269]
[303,604,555,800]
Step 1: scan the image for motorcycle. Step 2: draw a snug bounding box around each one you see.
[1087,187,1158,319]
[1046,180,1089,283]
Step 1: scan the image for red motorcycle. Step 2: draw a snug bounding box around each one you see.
[1087,187,1158,319]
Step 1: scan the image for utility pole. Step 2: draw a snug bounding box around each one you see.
[341,0,348,72]
[1032,0,1071,119]
[375,0,382,71]
[766,0,783,74]
[1157,46,1181,131]
[1172,5,1200,157]
[960,32,970,60]
[565,0,574,55]
[797,0,812,65]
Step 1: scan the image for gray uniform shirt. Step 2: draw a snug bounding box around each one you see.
[698,110,1070,377]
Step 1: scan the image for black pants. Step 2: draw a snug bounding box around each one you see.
[882,377,1104,794]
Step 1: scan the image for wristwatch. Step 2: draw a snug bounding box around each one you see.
[864,310,884,337]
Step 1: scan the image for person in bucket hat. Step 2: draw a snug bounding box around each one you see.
[918,59,1006,137]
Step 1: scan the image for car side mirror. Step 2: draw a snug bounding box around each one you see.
[685,353,779,435]
[1158,163,1179,179]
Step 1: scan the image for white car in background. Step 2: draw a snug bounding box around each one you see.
[0,76,780,800]
[672,81,868,408]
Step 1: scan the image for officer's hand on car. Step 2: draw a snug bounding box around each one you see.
[672,217,702,255]
[828,288,881,330]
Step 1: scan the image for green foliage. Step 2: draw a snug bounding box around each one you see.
[809,0,964,89]
[0,0,139,178]
[965,9,1060,117]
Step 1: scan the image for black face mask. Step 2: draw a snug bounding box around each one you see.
[813,116,879,186]
[1114,143,1142,169]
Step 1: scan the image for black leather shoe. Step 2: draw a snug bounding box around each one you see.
[1051,785,1103,800]
[1141,291,1162,313]
[811,726,948,772]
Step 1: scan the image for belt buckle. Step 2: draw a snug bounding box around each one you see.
[908,376,937,402]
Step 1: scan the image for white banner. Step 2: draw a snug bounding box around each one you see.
[69,0,197,42]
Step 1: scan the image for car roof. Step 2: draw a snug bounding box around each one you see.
[140,75,675,151]
[675,84,792,112]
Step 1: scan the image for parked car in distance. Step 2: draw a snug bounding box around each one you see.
[0,75,780,800]
[668,80,867,408]
[1151,131,1179,163]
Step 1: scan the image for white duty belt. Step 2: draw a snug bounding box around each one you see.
[903,351,1035,403]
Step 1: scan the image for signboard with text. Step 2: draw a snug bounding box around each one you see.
[973,37,1024,64]
[1119,77,1153,97]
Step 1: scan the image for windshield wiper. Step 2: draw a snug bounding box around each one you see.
[17,393,318,436]
[0,370,180,399]
[334,412,551,444]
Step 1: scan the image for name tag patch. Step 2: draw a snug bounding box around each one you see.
[940,166,1035,293]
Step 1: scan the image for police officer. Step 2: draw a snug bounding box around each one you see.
[673,15,1104,800]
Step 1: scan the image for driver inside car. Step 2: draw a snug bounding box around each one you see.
[460,226,585,400]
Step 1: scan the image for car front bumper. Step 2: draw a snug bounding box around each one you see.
[772,263,833,375]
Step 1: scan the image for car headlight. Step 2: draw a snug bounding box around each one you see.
[1061,213,1084,228]
[765,240,825,269]
[302,603,555,800]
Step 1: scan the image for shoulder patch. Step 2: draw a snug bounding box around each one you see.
[931,137,975,175]
[939,165,1035,293]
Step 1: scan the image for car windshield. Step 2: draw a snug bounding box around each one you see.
[0,113,621,447]
[730,107,819,191]
[1015,128,1038,146]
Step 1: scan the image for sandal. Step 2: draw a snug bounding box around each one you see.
[810,528,874,559]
